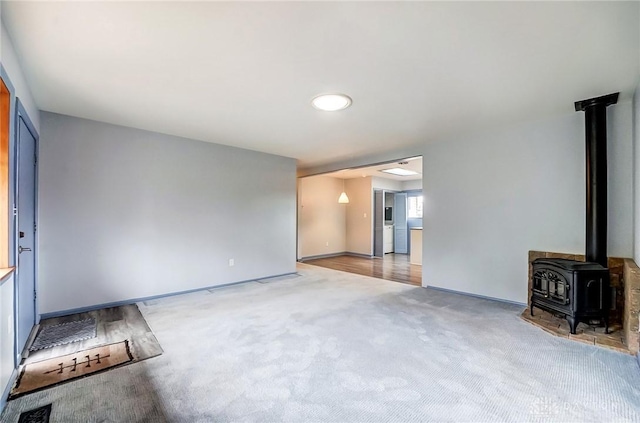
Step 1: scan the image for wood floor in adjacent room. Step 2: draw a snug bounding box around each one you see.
[303,253,421,286]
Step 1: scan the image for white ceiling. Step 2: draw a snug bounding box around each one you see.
[326,156,422,181]
[2,2,639,168]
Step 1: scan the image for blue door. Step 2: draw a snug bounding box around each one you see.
[394,193,408,254]
[16,115,37,353]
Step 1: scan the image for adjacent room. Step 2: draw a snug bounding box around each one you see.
[298,157,423,286]
[0,1,639,422]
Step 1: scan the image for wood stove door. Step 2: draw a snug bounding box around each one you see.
[532,269,569,306]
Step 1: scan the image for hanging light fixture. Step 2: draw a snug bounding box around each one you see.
[338,179,349,204]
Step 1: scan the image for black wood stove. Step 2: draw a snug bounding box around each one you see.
[530,92,618,334]
[531,259,609,334]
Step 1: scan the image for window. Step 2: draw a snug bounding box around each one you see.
[408,195,423,218]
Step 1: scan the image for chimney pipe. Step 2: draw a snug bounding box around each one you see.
[574,92,618,267]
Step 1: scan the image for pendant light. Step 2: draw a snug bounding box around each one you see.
[338,179,349,204]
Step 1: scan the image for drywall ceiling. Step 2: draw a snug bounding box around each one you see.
[2,2,639,168]
[326,156,422,181]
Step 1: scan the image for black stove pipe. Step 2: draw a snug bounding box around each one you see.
[574,92,618,268]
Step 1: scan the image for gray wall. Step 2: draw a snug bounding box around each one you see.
[402,179,422,191]
[1,20,39,131]
[422,101,633,304]
[38,112,297,314]
[0,276,14,405]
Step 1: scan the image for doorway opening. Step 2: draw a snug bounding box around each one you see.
[297,156,423,286]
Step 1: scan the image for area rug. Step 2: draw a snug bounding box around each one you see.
[17,403,51,423]
[10,341,133,399]
[29,318,97,351]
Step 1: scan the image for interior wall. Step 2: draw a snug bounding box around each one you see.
[0,276,14,401]
[298,175,346,258]
[634,81,640,264]
[38,112,297,314]
[607,101,634,256]
[371,176,403,191]
[422,101,634,304]
[402,179,423,191]
[345,177,373,255]
[0,20,39,131]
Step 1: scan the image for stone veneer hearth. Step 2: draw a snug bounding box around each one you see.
[522,251,640,355]
[623,259,640,354]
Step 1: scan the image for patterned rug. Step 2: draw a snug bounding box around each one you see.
[29,318,97,351]
[11,341,133,399]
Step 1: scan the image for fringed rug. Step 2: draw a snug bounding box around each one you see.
[11,341,133,399]
[29,318,97,351]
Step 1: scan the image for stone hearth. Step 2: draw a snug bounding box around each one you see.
[521,307,627,353]
[523,251,640,355]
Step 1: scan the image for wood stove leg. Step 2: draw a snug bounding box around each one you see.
[604,317,609,334]
[567,316,577,335]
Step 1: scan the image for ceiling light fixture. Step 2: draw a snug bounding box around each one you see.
[312,93,352,111]
[380,168,419,177]
[338,179,349,204]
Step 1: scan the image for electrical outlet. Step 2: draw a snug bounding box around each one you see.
[363,213,367,218]
[229,259,234,267]
[326,241,329,247]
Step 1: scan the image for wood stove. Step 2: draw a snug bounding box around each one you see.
[531,258,609,334]
[530,92,618,334]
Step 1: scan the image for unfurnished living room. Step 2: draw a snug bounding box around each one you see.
[0,1,639,422]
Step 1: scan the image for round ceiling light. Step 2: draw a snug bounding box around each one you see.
[311,93,352,111]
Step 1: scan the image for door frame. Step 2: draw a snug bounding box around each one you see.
[13,98,39,362]
[373,189,383,257]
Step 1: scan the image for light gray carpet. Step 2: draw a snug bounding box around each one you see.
[2,263,640,422]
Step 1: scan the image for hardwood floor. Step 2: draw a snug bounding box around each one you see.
[304,254,422,286]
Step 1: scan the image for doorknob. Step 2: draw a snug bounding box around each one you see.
[18,246,32,253]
